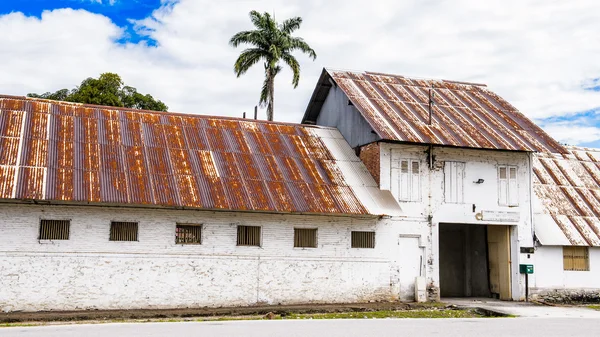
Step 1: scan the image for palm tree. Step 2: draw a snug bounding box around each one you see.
[230,11,317,121]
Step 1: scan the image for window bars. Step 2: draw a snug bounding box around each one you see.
[176,224,202,244]
[351,231,375,248]
[39,220,70,240]
[294,228,317,248]
[237,225,261,246]
[563,246,589,271]
[109,222,138,241]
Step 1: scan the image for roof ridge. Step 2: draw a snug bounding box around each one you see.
[324,68,487,87]
[0,94,327,129]
[564,145,600,153]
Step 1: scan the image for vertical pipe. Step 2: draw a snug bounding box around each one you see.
[428,85,434,125]
[525,274,529,302]
[254,106,258,120]
[243,112,246,119]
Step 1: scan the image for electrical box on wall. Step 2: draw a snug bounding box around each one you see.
[519,264,534,274]
[520,247,534,254]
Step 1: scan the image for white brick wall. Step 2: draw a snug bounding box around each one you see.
[0,203,426,312]
[379,143,534,301]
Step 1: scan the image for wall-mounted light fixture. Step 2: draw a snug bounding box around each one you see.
[474,179,485,184]
[475,212,483,220]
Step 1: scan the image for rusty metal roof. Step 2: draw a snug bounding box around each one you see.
[0,95,389,216]
[304,69,565,153]
[533,146,600,246]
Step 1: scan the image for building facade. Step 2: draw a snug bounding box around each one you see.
[1,204,401,311]
[531,146,600,302]
[0,95,415,312]
[303,69,565,301]
[2,67,598,312]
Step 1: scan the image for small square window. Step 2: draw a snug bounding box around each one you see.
[110,222,138,241]
[176,224,202,244]
[401,160,409,173]
[412,161,419,173]
[39,220,70,240]
[294,228,318,248]
[563,246,589,271]
[499,167,507,179]
[237,225,261,246]
[351,231,375,248]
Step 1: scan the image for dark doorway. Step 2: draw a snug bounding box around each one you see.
[439,223,491,297]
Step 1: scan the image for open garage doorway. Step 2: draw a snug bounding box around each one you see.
[439,223,512,300]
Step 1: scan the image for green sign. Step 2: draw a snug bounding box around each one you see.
[519,264,534,274]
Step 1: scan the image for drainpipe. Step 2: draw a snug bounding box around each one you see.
[528,152,535,242]
[426,86,437,300]
[525,152,535,302]
[427,145,435,300]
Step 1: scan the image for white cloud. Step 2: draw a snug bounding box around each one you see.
[1,0,600,143]
[542,121,600,146]
[91,0,117,5]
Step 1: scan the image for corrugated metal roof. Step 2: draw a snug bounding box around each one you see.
[304,69,565,153]
[533,146,600,246]
[0,95,388,216]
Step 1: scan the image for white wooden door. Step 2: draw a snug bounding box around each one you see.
[398,237,423,301]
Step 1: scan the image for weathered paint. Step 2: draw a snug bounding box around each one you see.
[378,143,534,301]
[316,85,379,148]
[533,146,600,247]
[303,69,565,153]
[0,203,424,312]
[0,95,376,216]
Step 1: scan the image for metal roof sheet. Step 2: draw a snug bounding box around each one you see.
[0,95,385,216]
[533,146,600,246]
[304,69,565,153]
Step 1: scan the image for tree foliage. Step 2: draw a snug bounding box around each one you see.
[230,11,316,121]
[28,73,168,112]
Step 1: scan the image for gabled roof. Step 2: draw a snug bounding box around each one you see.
[0,95,400,216]
[533,146,600,246]
[303,69,564,153]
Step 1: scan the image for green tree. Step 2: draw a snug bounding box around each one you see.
[230,11,316,121]
[28,73,168,112]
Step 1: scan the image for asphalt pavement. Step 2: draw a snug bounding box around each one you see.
[2,318,600,337]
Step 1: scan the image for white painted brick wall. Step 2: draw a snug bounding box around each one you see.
[531,246,600,290]
[379,143,534,300]
[0,204,427,312]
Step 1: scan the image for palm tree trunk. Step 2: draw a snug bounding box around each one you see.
[267,72,275,121]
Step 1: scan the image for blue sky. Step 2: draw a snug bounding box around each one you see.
[0,0,599,146]
[585,79,600,92]
[0,0,163,44]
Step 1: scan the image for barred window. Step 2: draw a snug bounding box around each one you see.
[39,220,70,240]
[110,222,138,242]
[351,231,375,249]
[294,228,318,248]
[237,225,261,246]
[563,246,589,271]
[176,224,202,244]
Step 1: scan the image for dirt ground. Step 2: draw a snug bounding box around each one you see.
[1,301,445,323]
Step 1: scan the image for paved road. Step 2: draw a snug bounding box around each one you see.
[3,318,600,337]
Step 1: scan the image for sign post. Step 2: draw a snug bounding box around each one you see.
[519,264,534,302]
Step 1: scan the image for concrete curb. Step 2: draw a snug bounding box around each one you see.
[451,305,513,317]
